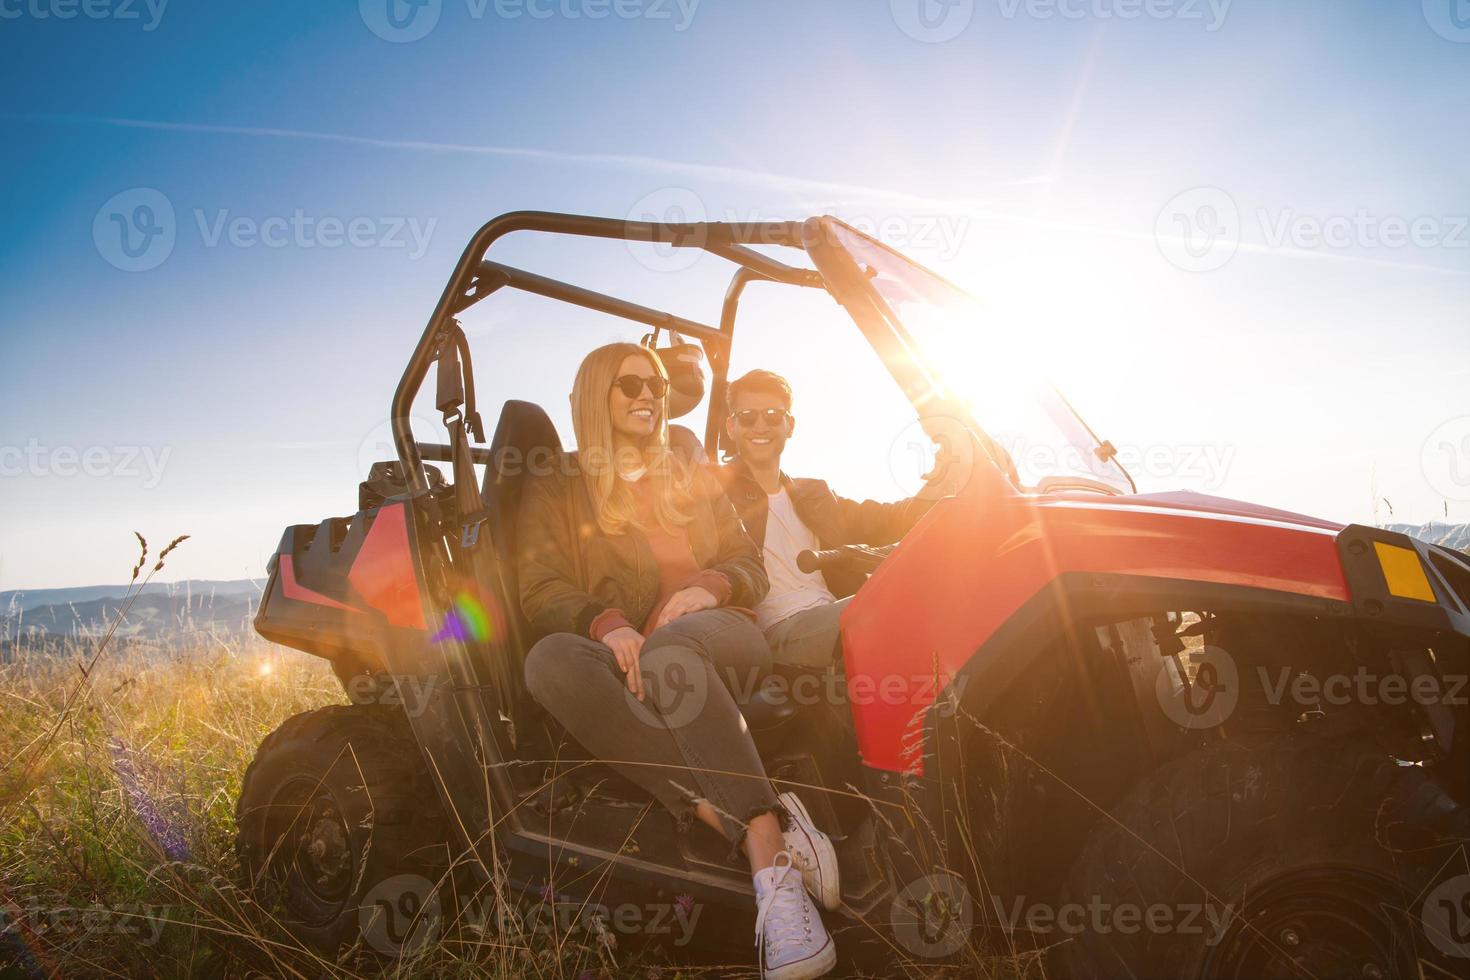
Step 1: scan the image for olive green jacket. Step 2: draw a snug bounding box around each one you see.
[515,453,769,639]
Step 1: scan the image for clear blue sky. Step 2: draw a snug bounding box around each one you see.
[2,0,1468,589]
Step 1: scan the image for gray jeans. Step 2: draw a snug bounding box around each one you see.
[524,608,781,843]
[763,596,851,670]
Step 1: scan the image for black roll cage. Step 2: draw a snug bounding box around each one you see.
[391,211,833,491]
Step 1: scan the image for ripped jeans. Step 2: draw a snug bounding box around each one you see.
[524,608,782,844]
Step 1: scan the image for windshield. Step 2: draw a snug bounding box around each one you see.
[820,220,1135,495]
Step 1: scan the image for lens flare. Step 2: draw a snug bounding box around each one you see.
[432,589,495,644]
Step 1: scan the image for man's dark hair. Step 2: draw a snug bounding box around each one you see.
[725,369,793,411]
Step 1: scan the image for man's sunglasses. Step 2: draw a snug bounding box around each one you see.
[731,408,791,428]
[610,374,669,399]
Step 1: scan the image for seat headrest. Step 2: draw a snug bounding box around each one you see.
[654,342,707,419]
[485,400,562,493]
[668,424,707,465]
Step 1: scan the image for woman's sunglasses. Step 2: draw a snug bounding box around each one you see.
[610,374,669,399]
[731,408,791,428]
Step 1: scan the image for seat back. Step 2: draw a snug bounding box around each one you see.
[667,423,708,465]
[482,400,563,656]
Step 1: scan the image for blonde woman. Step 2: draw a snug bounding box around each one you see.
[518,342,839,980]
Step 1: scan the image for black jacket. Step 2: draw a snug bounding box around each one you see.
[714,457,935,599]
[517,454,769,639]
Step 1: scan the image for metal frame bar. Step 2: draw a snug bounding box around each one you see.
[474,261,725,344]
[391,211,819,491]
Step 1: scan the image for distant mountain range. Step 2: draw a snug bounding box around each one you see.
[1,578,263,615]
[2,579,263,648]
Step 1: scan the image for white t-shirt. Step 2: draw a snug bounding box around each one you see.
[756,488,837,631]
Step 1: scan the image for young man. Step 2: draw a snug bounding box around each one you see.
[716,369,954,671]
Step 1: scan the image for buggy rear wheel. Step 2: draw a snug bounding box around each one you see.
[235,704,453,959]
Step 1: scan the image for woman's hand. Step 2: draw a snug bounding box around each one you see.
[653,586,719,630]
[603,626,645,701]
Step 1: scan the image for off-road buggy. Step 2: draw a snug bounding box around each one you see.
[238,211,1470,978]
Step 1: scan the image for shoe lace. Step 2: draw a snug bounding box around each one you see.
[755,852,814,966]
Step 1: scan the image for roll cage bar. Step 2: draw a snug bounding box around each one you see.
[391,210,829,492]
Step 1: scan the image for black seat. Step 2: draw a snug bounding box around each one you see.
[482,400,563,663]
[668,423,708,465]
[743,678,800,732]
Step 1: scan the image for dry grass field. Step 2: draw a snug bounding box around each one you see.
[0,551,1029,979]
[0,637,721,978]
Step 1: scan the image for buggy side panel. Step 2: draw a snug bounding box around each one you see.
[839,493,1353,774]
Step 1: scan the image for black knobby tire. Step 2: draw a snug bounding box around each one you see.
[235,704,453,958]
[1060,734,1470,980]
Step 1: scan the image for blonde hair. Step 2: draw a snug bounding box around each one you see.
[570,342,694,536]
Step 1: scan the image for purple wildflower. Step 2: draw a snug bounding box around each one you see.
[107,736,191,861]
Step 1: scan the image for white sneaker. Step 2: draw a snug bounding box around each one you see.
[779,791,840,910]
[754,852,837,980]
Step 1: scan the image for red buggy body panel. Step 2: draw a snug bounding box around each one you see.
[839,489,1352,774]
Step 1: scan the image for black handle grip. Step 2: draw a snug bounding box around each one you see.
[796,544,899,574]
[796,549,846,574]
